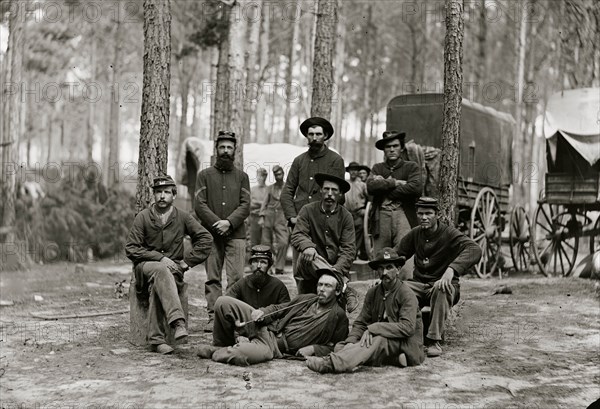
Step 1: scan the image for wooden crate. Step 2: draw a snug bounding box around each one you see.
[545,173,600,204]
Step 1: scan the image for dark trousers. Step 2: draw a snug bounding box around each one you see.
[205,238,245,313]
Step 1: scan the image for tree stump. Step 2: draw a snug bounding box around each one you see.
[128,275,189,347]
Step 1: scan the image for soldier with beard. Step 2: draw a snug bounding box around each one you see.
[226,245,290,309]
[280,118,345,286]
[195,131,251,325]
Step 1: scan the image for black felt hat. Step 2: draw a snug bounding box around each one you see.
[345,161,362,172]
[368,247,406,269]
[375,130,406,150]
[299,117,334,140]
[314,172,351,194]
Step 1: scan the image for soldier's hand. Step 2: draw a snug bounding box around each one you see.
[258,216,265,227]
[301,247,317,263]
[178,260,189,272]
[251,309,264,322]
[433,268,454,293]
[359,330,373,348]
[395,179,407,187]
[213,220,231,235]
[296,346,315,358]
[160,257,178,270]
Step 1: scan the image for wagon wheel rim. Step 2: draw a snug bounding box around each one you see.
[470,187,501,278]
[531,203,579,277]
[591,216,600,255]
[509,206,531,273]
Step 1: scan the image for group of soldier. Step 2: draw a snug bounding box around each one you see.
[125,116,482,373]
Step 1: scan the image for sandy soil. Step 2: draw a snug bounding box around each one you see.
[0,261,598,409]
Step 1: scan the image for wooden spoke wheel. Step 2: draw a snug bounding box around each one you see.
[531,203,579,276]
[509,206,531,273]
[470,187,502,278]
[363,201,374,260]
[590,216,600,255]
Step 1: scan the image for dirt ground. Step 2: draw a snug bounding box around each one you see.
[0,261,598,409]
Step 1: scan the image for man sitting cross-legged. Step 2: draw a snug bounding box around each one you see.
[225,245,290,309]
[197,269,349,366]
[306,247,425,373]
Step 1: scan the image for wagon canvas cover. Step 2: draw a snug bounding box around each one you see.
[543,88,600,170]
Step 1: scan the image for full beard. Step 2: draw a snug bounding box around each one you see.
[308,142,324,155]
[249,270,269,288]
[215,155,235,170]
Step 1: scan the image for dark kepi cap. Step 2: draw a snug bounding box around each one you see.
[152,175,176,189]
[345,161,362,172]
[368,247,406,270]
[299,117,334,140]
[314,172,351,194]
[358,165,371,175]
[375,130,406,151]
[249,245,273,263]
[272,165,283,174]
[415,196,439,211]
[216,130,237,145]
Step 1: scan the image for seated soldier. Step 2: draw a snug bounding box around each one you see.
[196,269,349,366]
[306,248,425,373]
[396,197,482,357]
[290,172,359,311]
[226,245,290,309]
[125,175,212,354]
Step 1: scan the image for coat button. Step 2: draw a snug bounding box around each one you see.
[309,177,313,180]
[308,196,312,199]
[222,186,226,189]
[222,202,226,205]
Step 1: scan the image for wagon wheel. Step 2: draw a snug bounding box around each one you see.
[470,187,502,278]
[509,206,531,273]
[363,201,374,260]
[531,203,579,276]
[590,216,600,255]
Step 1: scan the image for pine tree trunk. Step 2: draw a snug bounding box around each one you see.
[87,33,97,163]
[108,16,123,188]
[254,7,270,144]
[475,0,487,86]
[228,0,248,168]
[243,0,262,143]
[1,0,24,241]
[310,0,338,118]
[513,0,528,207]
[437,0,464,225]
[136,0,172,213]
[283,1,300,144]
[333,6,346,155]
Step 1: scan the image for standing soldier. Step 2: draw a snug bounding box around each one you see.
[125,175,213,354]
[258,165,289,275]
[344,162,369,260]
[367,131,422,255]
[195,131,251,324]
[249,168,268,248]
[280,117,345,278]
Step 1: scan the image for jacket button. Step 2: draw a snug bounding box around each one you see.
[222,202,226,205]
[308,196,312,199]
[222,186,226,189]
[309,177,313,180]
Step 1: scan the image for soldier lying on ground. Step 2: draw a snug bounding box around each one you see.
[196,269,348,366]
[306,248,425,373]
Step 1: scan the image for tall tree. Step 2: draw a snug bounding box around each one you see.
[513,0,529,207]
[310,0,338,118]
[0,0,26,268]
[437,0,464,225]
[136,0,172,213]
[213,0,248,168]
[254,5,271,143]
[107,14,123,188]
[243,0,262,143]
[283,2,301,144]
